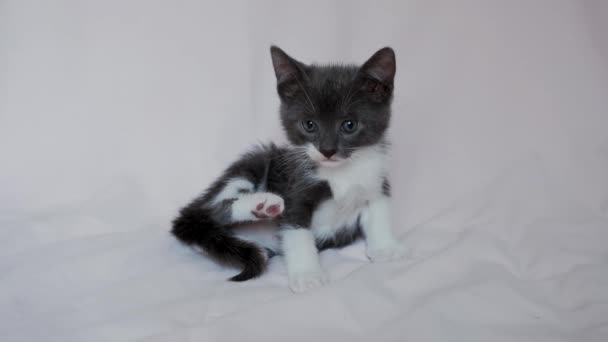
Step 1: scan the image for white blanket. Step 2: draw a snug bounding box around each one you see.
[1,1,607,341]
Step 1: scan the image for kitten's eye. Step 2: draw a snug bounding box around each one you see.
[301,120,317,133]
[341,120,358,133]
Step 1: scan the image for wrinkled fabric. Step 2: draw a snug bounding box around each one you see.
[1,1,607,341]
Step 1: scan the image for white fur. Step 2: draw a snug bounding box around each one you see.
[310,144,407,261]
[310,145,388,243]
[310,187,366,242]
[315,145,386,197]
[281,228,329,293]
[211,177,254,205]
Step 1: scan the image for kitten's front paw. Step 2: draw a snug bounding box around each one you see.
[366,242,409,262]
[249,193,284,219]
[288,271,329,293]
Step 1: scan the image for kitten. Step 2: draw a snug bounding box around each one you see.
[172,46,407,292]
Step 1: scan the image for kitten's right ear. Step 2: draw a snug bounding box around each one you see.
[360,47,396,85]
[358,47,396,103]
[270,46,307,98]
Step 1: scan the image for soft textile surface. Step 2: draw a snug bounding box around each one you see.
[1,1,607,341]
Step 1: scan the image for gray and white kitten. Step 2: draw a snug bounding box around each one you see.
[172,46,406,292]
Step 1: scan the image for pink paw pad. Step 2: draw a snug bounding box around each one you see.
[266,204,281,216]
[251,197,284,219]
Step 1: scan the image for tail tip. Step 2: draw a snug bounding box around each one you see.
[228,272,258,282]
[228,262,265,282]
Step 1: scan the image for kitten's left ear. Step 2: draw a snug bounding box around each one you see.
[360,47,396,85]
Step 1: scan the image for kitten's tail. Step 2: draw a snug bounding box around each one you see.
[171,206,266,281]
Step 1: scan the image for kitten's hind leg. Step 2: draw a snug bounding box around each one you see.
[172,144,287,282]
[210,177,284,225]
[231,192,284,221]
[173,177,283,282]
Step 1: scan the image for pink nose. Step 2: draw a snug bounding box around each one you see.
[319,148,337,159]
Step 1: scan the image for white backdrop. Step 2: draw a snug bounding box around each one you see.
[1,1,607,341]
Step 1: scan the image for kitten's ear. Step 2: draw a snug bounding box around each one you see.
[270,46,307,98]
[359,47,396,101]
[360,47,396,85]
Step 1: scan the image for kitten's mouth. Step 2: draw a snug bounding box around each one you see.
[318,158,344,167]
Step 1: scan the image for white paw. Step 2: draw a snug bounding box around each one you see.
[366,242,409,262]
[288,271,329,293]
[248,192,284,219]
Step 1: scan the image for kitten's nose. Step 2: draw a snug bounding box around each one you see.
[319,148,337,159]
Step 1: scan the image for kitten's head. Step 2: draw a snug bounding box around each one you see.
[270,46,395,167]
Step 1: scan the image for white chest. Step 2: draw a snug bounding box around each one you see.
[310,148,387,240]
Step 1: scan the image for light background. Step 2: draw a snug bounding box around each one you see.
[1,1,607,341]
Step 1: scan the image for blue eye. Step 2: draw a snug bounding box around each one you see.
[302,120,317,133]
[341,120,357,133]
